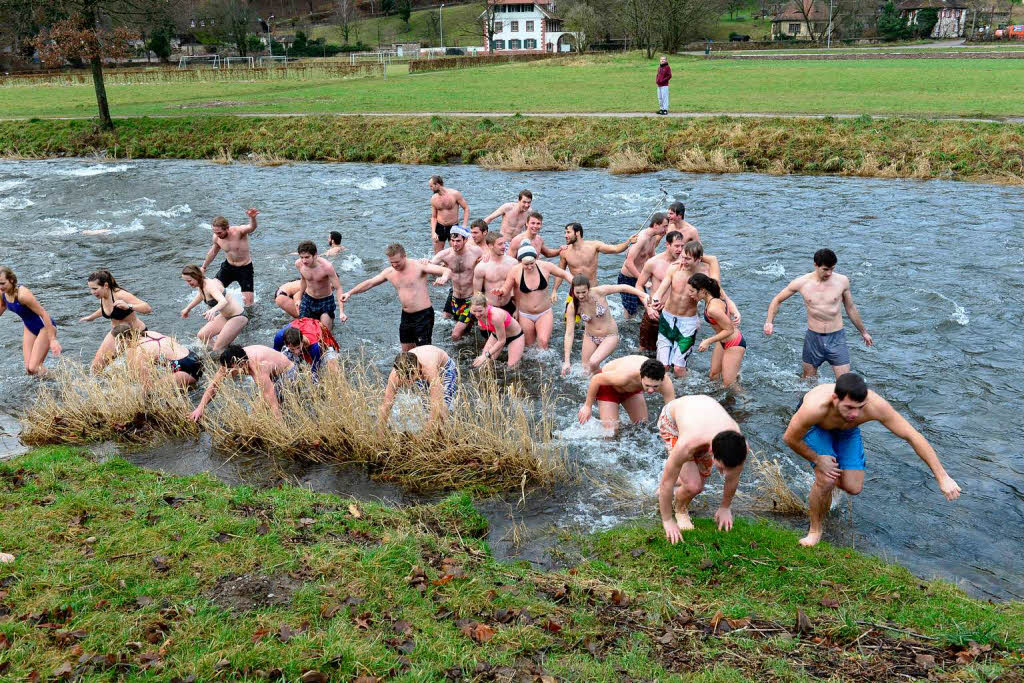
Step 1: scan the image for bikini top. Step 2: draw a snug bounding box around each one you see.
[480,306,512,333]
[2,287,39,323]
[101,292,133,321]
[704,298,724,329]
[580,302,608,324]
[519,266,548,294]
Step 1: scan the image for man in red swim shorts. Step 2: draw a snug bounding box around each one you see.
[577,355,675,435]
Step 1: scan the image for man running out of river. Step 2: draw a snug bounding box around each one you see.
[429,175,469,254]
[483,189,533,246]
[326,231,346,258]
[430,226,483,340]
[380,345,458,430]
[667,202,699,245]
[473,233,518,317]
[783,373,961,547]
[658,395,748,543]
[342,243,452,352]
[111,324,203,388]
[469,219,489,249]
[190,344,295,421]
[296,240,347,332]
[578,355,675,435]
[0,266,61,376]
[635,230,685,355]
[82,269,152,374]
[507,212,562,260]
[273,317,341,379]
[550,221,636,308]
[493,245,572,350]
[201,209,259,307]
[763,248,872,379]
[618,213,669,320]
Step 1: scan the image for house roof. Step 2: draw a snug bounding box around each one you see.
[896,0,967,10]
[773,0,829,21]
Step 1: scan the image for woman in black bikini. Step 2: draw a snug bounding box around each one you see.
[111,324,203,388]
[562,274,648,377]
[180,265,249,352]
[492,245,571,350]
[81,269,151,373]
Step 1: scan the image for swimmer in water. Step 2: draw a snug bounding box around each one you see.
[296,240,347,332]
[180,265,249,352]
[617,213,669,320]
[430,226,483,341]
[690,273,745,389]
[110,323,203,388]
[482,189,533,246]
[379,345,458,430]
[429,175,470,255]
[274,280,303,318]
[492,245,572,350]
[325,231,346,258]
[666,202,699,244]
[784,373,961,547]
[578,356,674,434]
[0,266,61,376]
[81,269,151,374]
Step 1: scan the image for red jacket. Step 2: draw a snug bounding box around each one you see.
[656,64,672,86]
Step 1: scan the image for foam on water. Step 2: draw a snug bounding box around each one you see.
[40,217,144,237]
[753,260,787,278]
[141,204,192,218]
[334,253,364,273]
[0,179,27,193]
[58,163,131,178]
[324,175,388,191]
[0,196,33,212]
[915,289,970,326]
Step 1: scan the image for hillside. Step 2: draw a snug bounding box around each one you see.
[311,2,486,48]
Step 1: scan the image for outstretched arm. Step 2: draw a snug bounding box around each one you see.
[550,254,570,302]
[422,262,453,286]
[482,204,508,225]
[540,242,562,259]
[116,291,152,316]
[80,308,102,323]
[200,240,222,272]
[254,367,281,418]
[561,299,577,376]
[597,234,637,255]
[190,367,228,421]
[236,208,259,235]
[877,400,960,500]
[764,278,801,335]
[578,373,610,423]
[342,270,389,300]
[379,372,399,427]
[842,284,872,346]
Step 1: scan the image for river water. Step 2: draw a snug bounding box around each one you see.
[0,159,1021,600]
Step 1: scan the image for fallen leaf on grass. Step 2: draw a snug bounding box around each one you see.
[915,654,936,669]
[151,556,170,572]
[297,517,315,528]
[300,671,329,683]
[136,596,154,608]
[347,504,362,519]
[256,523,270,535]
[657,630,675,645]
[353,612,373,630]
[609,589,630,607]
[278,623,304,643]
[352,677,379,683]
[214,659,230,670]
[699,558,714,570]
[52,662,73,678]
[473,623,495,643]
[406,566,428,593]
[251,628,270,643]
[726,617,750,630]
[820,597,840,609]
[393,619,413,635]
[541,618,562,633]
[795,609,813,635]
[320,604,341,620]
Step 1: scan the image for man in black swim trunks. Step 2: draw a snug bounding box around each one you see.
[201,208,259,307]
[473,232,518,318]
[342,243,453,352]
[429,175,469,255]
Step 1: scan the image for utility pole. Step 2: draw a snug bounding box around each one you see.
[440,3,445,48]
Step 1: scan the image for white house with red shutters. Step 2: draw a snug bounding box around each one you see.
[482,1,578,53]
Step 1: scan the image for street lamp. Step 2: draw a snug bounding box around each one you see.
[440,4,445,48]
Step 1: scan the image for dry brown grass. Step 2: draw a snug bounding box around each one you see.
[743,452,808,516]
[211,147,234,165]
[244,151,289,167]
[607,148,656,175]
[479,144,579,171]
[670,147,742,173]
[21,360,199,446]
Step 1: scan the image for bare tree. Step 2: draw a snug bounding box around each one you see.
[623,0,658,57]
[792,0,826,42]
[205,0,256,56]
[657,0,728,52]
[334,0,359,44]
[563,0,600,51]
[480,1,501,52]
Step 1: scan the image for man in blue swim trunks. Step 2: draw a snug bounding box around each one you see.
[783,373,961,548]
[763,248,872,379]
[296,240,347,332]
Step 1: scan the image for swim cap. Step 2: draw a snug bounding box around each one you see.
[517,245,538,261]
[450,225,470,239]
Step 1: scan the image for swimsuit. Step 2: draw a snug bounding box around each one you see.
[704,299,746,350]
[435,223,453,243]
[100,296,133,321]
[215,261,254,294]
[139,333,203,381]
[415,357,459,411]
[399,307,435,347]
[657,405,714,477]
[616,273,641,315]
[519,308,552,323]
[579,302,607,323]
[203,290,244,321]
[657,311,699,368]
[444,289,474,326]
[596,384,641,405]
[498,299,517,318]
[299,292,337,320]
[803,329,850,368]
[479,306,524,346]
[2,287,51,336]
[519,267,548,294]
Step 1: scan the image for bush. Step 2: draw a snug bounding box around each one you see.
[914,8,939,37]
[877,2,912,41]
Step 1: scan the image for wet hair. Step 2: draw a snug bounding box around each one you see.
[711,430,747,468]
[218,345,248,367]
[640,358,666,381]
[664,230,683,244]
[566,222,583,237]
[329,231,342,246]
[211,216,229,230]
[470,218,488,232]
[181,265,205,293]
[484,232,501,246]
[650,211,668,227]
[0,266,16,289]
[393,351,420,379]
[687,273,721,298]
[385,243,406,258]
[111,323,138,342]
[297,240,317,256]
[88,269,120,292]
[683,240,704,259]
[835,372,868,402]
[814,248,838,268]
[569,273,590,302]
[429,175,444,186]
[527,210,543,223]
[282,328,303,347]
[668,202,685,218]
[470,292,488,308]
[518,189,533,200]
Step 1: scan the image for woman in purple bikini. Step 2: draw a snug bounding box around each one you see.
[0,266,61,376]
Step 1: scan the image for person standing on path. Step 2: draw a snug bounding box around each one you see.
[656,56,672,115]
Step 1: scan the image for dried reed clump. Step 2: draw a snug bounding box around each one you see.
[398,147,427,165]
[479,144,579,171]
[212,147,234,165]
[767,158,792,175]
[671,147,743,174]
[607,148,655,175]
[20,360,199,446]
[911,154,932,179]
[205,362,568,493]
[244,151,289,167]
[743,452,808,516]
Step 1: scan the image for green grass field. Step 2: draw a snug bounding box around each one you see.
[2,52,1022,118]
[312,2,487,48]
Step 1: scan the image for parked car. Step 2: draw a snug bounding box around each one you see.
[728,33,751,41]
[445,47,465,56]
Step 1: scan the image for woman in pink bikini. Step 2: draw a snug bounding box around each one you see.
[561,274,648,377]
[469,293,526,368]
[690,273,745,388]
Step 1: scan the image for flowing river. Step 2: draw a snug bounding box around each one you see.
[0,159,1021,600]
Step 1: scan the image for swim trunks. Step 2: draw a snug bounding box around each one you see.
[444,289,474,326]
[638,311,659,353]
[215,261,254,294]
[596,384,641,405]
[656,405,713,476]
[803,424,865,471]
[616,273,641,315]
[299,292,337,320]
[169,350,203,381]
[802,329,850,369]
[498,299,517,318]
[415,356,459,411]
[399,307,435,347]
[657,311,699,368]
[435,223,453,243]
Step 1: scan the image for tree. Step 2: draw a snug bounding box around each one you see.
[563,0,600,51]
[913,7,938,36]
[208,0,256,56]
[333,0,359,44]
[623,0,658,57]
[397,0,411,27]
[480,1,501,52]
[876,1,911,40]
[146,24,173,62]
[656,0,728,52]
[726,0,745,19]
[792,0,824,42]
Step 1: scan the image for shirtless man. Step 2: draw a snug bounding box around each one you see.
[429,175,469,254]
[342,243,452,351]
[469,219,489,249]
[326,231,346,258]
[550,222,636,303]
[667,202,699,245]
[190,344,295,421]
[763,248,872,379]
[430,226,483,340]
[578,356,675,435]
[507,212,562,260]
[380,345,458,430]
[617,213,669,320]
[473,232,518,316]
[201,208,259,307]
[783,373,961,547]
[635,230,685,355]
[483,189,533,244]
[296,240,347,331]
[657,395,748,543]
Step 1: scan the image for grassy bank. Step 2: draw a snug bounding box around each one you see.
[0,448,1020,680]
[1,114,1022,184]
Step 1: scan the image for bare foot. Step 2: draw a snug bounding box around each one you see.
[674,510,694,531]
[799,531,823,547]
[0,552,14,563]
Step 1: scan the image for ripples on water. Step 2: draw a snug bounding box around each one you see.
[0,160,1022,599]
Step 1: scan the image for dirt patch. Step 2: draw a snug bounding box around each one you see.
[176,101,248,109]
[205,572,303,613]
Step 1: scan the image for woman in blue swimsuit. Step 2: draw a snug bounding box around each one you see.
[0,266,61,376]
[80,269,152,373]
